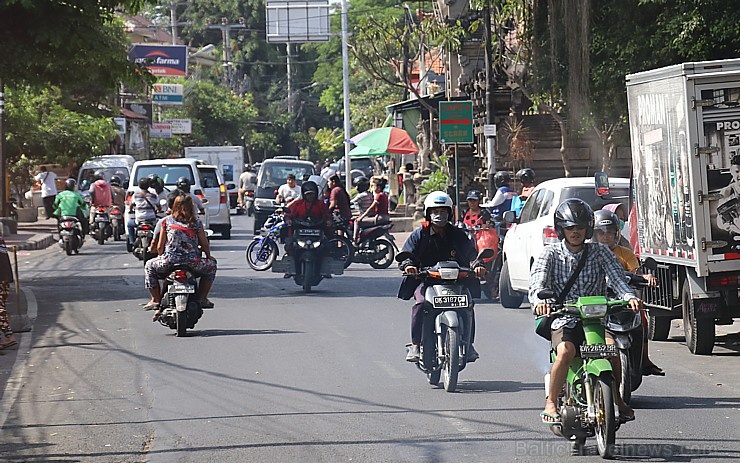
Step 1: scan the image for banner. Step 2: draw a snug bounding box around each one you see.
[129,45,188,77]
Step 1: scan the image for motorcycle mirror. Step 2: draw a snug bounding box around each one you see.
[395,251,414,263]
[477,248,495,260]
[642,257,658,271]
[537,289,555,300]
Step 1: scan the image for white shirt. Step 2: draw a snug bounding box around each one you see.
[277,183,301,203]
[34,171,58,197]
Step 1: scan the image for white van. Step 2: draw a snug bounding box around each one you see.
[128,159,232,238]
[77,155,136,192]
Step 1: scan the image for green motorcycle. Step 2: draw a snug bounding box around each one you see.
[537,290,634,458]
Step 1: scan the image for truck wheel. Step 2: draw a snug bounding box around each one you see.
[682,279,715,355]
[647,314,671,341]
[499,260,524,308]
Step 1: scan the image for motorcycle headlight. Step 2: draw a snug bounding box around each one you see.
[604,312,642,331]
[580,304,608,318]
[296,239,308,248]
[311,240,322,248]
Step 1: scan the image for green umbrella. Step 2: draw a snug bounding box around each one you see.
[350,127,418,155]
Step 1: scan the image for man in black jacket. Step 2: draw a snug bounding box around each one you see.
[397,191,486,362]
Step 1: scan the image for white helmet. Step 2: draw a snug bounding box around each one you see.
[424,191,454,218]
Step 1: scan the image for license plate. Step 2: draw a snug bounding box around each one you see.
[432,295,469,309]
[171,283,195,294]
[580,344,618,358]
[296,229,321,237]
[95,217,108,222]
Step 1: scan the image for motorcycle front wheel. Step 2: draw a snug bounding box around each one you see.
[619,350,632,405]
[302,261,313,293]
[593,374,616,459]
[246,239,278,271]
[443,327,460,392]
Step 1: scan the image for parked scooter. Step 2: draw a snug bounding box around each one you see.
[90,206,112,245]
[109,206,125,241]
[57,216,84,255]
[246,208,285,271]
[332,213,398,269]
[397,248,494,392]
[272,217,345,292]
[155,266,203,337]
[536,289,639,458]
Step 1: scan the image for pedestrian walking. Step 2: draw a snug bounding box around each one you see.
[34,166,58,220]
[0,238,17,350]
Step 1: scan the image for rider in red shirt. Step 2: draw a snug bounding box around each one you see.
[284,181,332,254]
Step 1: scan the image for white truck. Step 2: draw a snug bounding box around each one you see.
[184,146,244,210]
[626,58,740,354]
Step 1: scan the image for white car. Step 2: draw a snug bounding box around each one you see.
[498,177,630,308]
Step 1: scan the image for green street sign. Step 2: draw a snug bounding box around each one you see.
[439,100,473,144]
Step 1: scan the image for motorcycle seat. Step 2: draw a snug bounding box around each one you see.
[60,216,79,222]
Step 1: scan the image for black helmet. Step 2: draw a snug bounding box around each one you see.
[554,198,594,240]
[93,170,105,181]
[65,178,77,191]
[148,173,164,192]
[176,176,191,193]
[493,171,510,188]
[110,175,121,187]
[301,180,319,197]
[353,176,370,193]
[516,167,535,185]
[594,209,620,233]
[466,189,482,201]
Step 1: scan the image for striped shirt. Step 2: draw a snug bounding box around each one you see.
[528,241,637,319]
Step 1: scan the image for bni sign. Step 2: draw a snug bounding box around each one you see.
[152,83,183,105]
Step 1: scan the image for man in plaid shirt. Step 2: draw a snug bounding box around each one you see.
[529,198,642,425]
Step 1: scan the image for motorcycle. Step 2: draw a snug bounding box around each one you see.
[272,217,345,292]
[397,248,494,392]
[246,208,285,271]
[91,206,112,245]
[242,190,255,216]
[332,213,398,269]
[459,223,499,301]
[57,216,84,255]
[536,288,640,458]
[109,206,125,241]
[132,220,156,265]
[155,265,203,337]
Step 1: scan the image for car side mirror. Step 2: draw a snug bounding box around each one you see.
[503,210,518,224]
[226,183,236,191]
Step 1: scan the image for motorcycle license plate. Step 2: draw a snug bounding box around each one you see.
[95,216,108,222]
[171,283,195,294]
[296,229,321,237]
[432,295,469,309]
[580,344,618,358]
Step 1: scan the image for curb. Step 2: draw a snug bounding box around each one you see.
[11,233,55,251]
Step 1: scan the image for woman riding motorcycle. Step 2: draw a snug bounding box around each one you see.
[145,194,217,318]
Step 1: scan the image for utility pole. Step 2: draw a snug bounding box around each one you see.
[170,1,178,45]
[208,19,246,93]
[484,1,496,197]
[341,0,352,181]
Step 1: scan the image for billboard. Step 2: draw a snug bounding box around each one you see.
[266,1,330,43]
[129,45,188,77]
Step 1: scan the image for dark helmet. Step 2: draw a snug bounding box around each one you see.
[554,198,594,240]
[301,180,319,198]
[148,173,164,192]
[353,176,370,193]
[516,167,535,185]
[109,175,121,187]
[64,178,77,191]
[466,189,483,201]
[138,177,151,190]
[493,170,511,188]
[93,170,105,181]
[176,176,191,193]
[594,209,620,233]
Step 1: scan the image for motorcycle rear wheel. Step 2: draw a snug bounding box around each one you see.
[64,239,73,256]
[246,239,278,271]
[96,228,105,245]
[113,224,121,241]
[369,238,395,269]
[593,374,616,459]
[327,236,353,269]
[443,327,460,392]
[176,310,187,337]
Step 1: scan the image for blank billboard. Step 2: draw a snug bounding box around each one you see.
[266,0,331,43]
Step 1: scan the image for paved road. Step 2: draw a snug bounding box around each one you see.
[1,214,739,462]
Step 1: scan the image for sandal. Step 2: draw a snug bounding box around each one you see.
[618,405,635,422]
[540,411,561,425]
[152,310,162,322]
[0,338,18,350]
[143,301,160,311]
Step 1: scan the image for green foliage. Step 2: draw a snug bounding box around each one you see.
[313,128,345,160]
[419,155,450,195]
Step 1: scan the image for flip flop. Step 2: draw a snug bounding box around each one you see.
[642,364,665,376]
[142,302,160,311]
[540,411,561,425]
[619,406,635,422]
[0,339,18,350]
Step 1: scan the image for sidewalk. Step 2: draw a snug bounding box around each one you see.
[2,217,57,251]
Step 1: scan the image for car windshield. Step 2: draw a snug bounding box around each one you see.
[338,158,374,174]
[560,186,630,212]
[133,165,194,187]
[258,164,314,188]
[79,168,130,191]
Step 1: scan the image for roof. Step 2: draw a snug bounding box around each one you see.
[536,177,629,188]
[120,108,149,120]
